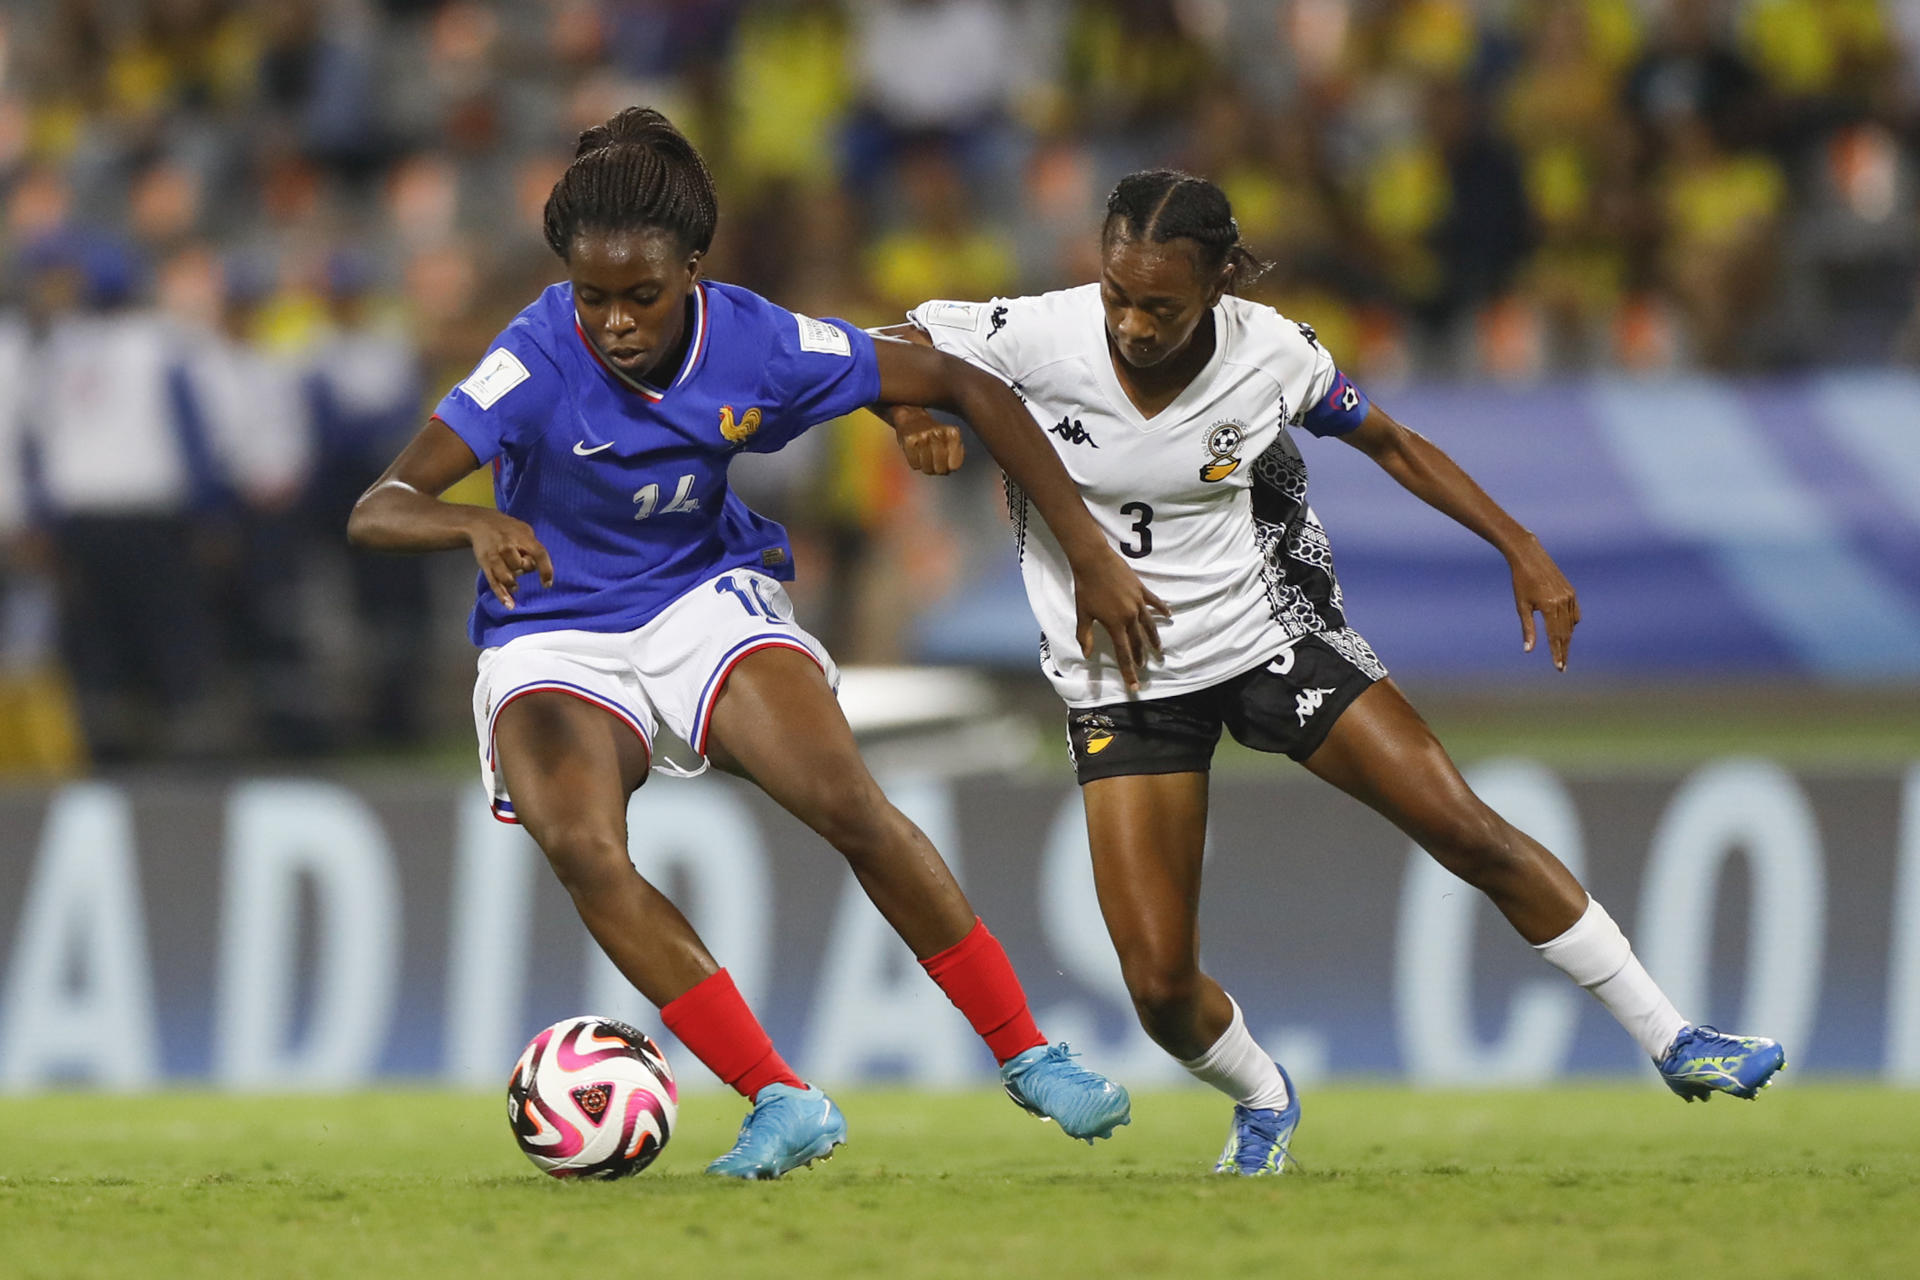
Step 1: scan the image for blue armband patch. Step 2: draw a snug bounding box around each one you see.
[1301,369,1369,437]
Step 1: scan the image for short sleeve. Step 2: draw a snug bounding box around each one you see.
[749,309,882,454]
[431,328,557,464]
[1281,319,1371,438]
[904,298,1017,382]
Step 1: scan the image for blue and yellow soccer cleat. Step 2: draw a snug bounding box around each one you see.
[1215,1064,1301,1176]
[1655,1025,1785,1101]
[705,1082,847,1179]
[999,1043,1132,1143]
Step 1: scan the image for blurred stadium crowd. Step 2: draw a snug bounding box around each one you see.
[1,0,1918,766]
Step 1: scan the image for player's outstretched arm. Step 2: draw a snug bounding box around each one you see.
[869,334,1169,688]
[1340,403,1579,670]
[869,323,964,475]
[347,418,554,611]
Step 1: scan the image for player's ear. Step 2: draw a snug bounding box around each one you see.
[684,249,704,284]
[1206,259,1234,307]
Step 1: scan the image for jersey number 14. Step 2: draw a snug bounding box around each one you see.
[633,474,700,520]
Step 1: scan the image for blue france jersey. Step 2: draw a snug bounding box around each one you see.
[432,280,879,647]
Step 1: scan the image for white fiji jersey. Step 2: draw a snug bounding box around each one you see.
[908,285,1385,707]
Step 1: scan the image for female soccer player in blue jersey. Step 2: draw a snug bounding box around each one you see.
[884,171,1785,1175]
[349,109,1162,1179]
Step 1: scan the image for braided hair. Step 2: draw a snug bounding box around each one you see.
[1102,170,1268,290]
[542,107,719,260]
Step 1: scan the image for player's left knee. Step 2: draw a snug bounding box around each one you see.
[806,776,896,863]
[1422,806,1522,887]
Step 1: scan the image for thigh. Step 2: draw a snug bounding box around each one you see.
[1082,771,1212,967]
[702,644,876,820]
[472,632,655,826]
[493,690,651,846]
[1299,677,1485,840]
[634,569,838,778]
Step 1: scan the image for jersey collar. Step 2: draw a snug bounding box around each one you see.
[573,282,709,403]
[1088,290,1231,432]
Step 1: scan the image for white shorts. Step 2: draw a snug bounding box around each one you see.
[471,568,837,823]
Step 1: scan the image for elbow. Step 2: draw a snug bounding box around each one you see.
[345,497,377,550]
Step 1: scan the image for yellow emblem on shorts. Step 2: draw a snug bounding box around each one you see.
[1085,731,1114,755]
[719,404,763,444]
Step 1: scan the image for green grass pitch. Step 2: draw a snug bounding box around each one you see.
[3,1086,1917,1279]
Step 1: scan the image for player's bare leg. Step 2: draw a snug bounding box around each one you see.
[1303,679,1784,1099]
[1298,679,1586,943]
[494,692,716,1000]
[497,691,830,1170]
[1083,771,1299,1172]
[1081,772,1230,1059]
[705,647,978,957]
[707,646,1130,1140]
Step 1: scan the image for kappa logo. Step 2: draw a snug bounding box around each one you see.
[1201,420,1246,482]
[1294,687,1336,726]
[719,404,763,444]
[1049,416,1099,448]
[988,304,1009,338]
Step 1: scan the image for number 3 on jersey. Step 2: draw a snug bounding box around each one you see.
[1119,501,1154,558]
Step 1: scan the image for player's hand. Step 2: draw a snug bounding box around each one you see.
[1070,546,1172,692]
[886,404,965,476]
[467,509,554,610]
[1509,536,1578,670]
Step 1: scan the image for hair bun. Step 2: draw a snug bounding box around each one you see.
[575,106,678,159]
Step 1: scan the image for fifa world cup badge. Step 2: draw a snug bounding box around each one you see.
[1201,421,1246,482]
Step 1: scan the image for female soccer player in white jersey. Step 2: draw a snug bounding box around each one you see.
[348,109,1159,1179]
[881,170,1785,1175]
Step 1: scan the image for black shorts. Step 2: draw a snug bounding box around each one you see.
[1066,633,1382,784]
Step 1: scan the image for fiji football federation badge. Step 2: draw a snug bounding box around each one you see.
[1201,420,1246,482]
[719,404,763,444]
[1073,711,1118,758]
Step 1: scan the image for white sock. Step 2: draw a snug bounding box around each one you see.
[1533,896,1688,1060]
[1178,997,1290,1110]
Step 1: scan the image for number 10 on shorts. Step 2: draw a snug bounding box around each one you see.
[716,574,783,621]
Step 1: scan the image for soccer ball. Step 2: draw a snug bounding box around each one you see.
[506,1016,678,1178]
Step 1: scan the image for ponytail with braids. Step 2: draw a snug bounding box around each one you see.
[542,107,720,260]
[1102,170,1269,290]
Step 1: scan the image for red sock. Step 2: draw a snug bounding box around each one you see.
[919,918,1047,1065]
[660,969,803,1100]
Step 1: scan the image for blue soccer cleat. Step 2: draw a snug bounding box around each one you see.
[1215,1063,1301,1176]
[999,1043,1132,1143]
[1655,1025,1785,1101]
[705,1082,847,1179]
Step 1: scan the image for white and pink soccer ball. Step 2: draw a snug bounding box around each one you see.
[507,1016,678,1178]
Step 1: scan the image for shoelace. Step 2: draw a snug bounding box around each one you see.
[1229,1113,1303,1175]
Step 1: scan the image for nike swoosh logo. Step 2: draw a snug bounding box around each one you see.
[573,440,614,456]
